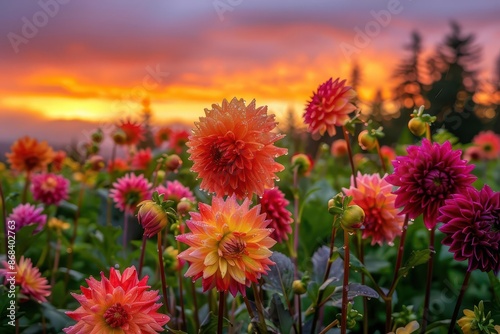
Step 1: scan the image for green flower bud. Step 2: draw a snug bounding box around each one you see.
[408,117,427,137]
[292,280,307,295]
[341,205,365,232]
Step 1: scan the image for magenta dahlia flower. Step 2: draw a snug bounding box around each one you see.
[155,180,195,204]
[7,203,47,233]
[386,140,476,229]
[31,172,70,206]
[439,185,500,274]
[259,188,293,243]
[110,173,152,214]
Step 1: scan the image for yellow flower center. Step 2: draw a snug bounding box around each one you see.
[41,177,58,191]
[218,232,247,259]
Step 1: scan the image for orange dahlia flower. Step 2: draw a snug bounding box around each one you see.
[114,120,144,146]
[303,78,357,136]
[343,172,404,246]
[6,136,54,173]
[0,256,51,302]
[187,98,287,199]
[176,195,276,296]
[64,266,169,333]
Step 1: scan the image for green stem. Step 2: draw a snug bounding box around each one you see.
[50,236,62,294]
[448,270,471,334]
[177,240,187,331]
[157,232,170,315]
[21,171,31,203]
[191,280,200,332]
[341,229,350,334]
[375,140,387,174]
[138,235,147,277]
[421,227,436,333]
[319,320,339,334]
[252,283,267,333]
[342,126,357,188]
[217,291,225,334]
[0,181,8,255]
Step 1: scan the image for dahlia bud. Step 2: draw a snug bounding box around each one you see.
[91,128,104,143]
[291,153,313,176]
[177,198,194,216]
[341,205,364,232]
[162,246,180,272]
[112,129,127,145]
[137,200,169,237]
[358,130,377,150]
[165,154,182,172]
[292,280,307,295]
[84,155,105,172]
[408,117,426,137]
[331,139,348,157]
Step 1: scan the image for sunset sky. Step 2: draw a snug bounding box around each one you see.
[0,0,499,145]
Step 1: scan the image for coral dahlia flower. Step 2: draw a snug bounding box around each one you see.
[386,140,476,229]
[8,203,47,233]
[168,126,190,153]
[156,180,195,204]
[439,185,500,274]
[50,150,66,172]
[0,256,51,302]
[108,158,129,173]
[115,120,144,146]
[176,195,276,296]
[31,172,70,206]
[6,136,54,173]
[471,130,500,160]
[259,188,293,243]
[110,173,152,214]
[131,148,152,171]
[303,78,357,136]
[187,98,287,199]
[331,139,348,157]
[343,173,404,246]
[154,126,171,147]
[64,266,169,334]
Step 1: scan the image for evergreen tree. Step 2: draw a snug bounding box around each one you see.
[425,21,483,142]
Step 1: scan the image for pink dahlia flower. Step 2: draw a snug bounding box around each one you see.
[156,180,195,204]
[131,148,152,171]
[8,203,47,233]
[439,185,500,274]
[110,173,152,214]
[344,173,404,246]
[303,78,357,136]
[259,188,293,243]
[386,140,476,229]
[471,130,500,160]
[0,256,51,302]
[31,172,70,206]
[64,266,169,333]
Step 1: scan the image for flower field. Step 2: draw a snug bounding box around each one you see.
[0,79,499,334]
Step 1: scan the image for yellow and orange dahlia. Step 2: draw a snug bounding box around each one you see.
[6,136,54,173]
[176,195,276,296]
[187,98,287,199]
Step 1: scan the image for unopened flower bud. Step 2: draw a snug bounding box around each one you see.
[291,153,313,176]
[177,198,194,216]
[85,155,105,172]
[408,117,427,137]
[358,130,377,150]
[163,246,180,271]
[137,200,169,237]
[112,129,127,145]
[165,154,182,172]
[341,205,365,232]
[91,128,104,143]
[292,280,307,295]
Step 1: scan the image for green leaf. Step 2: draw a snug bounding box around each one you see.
[40,302,71,332]
[199,312,231,334]
[336,249,368,275]
[398,249,431,279]
[330,283,379,307]
[262,252,294,299]
[268,293,293,334]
